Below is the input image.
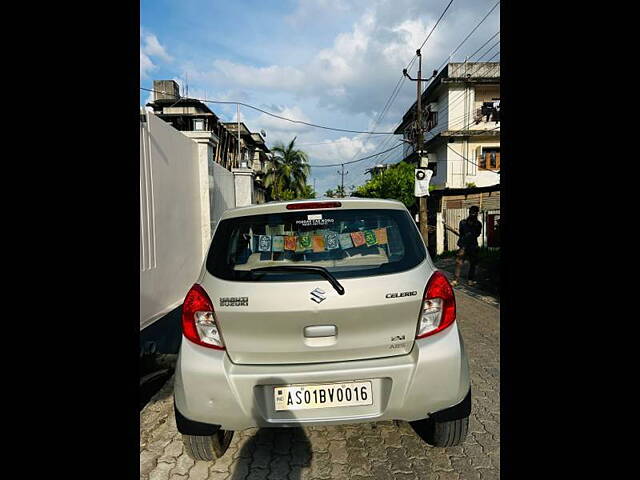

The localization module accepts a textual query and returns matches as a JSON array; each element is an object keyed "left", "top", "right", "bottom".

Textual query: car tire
[
  {"left": 411, "top": 416, "right": 469, "bottom": 447},
  {"left": 182, "top": 429, "right": 234, "bottom": 462}
]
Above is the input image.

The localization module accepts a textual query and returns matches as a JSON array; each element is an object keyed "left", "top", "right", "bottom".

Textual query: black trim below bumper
[
  {"left": 429, "top": 388, "right": 472, "bottom": 422},
  {"left": 174, "top": 401, "right": 221, "bottom": 436}
]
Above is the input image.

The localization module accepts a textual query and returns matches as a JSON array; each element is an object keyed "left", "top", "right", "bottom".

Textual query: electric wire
[
  {"left": 350, "top": 3, "right": 501, "bottom": 187},
  {"left": 352, "top": 32, "right": 501, "bottom": 186},
  {"left": 305, "top": 143, "right": 404, "bottom": 167},
  {"left": 345, "top": 0, "right": 463, "bottom": 188},
  {"left": 140, "top": 86, "right": 397, "bottom": 135}
]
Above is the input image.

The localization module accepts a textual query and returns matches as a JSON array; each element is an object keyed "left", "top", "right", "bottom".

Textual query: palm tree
[{"left": 264, "top": 137, "right": 311, "bottom": 200}]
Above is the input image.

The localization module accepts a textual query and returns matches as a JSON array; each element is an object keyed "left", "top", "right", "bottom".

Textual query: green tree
[
  {"left": 324, "top": 185, "right": 347, "bottom": 198},
  {"left": 353, "top": 161, "right": 417, "bottom": 209},
  {"left": 264, "top": 137, "right": 310, "bottom": 200},
  {"left": 299, "top": 184, "right": 316, "bottom": 199}
]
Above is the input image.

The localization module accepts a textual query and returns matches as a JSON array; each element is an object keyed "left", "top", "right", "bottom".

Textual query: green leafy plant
[
  {"left": 353, "top": 161, "right": 417, "bottom": 209},
  {"left": 264, "top": 137, "right": 310, "bottom": 200}
]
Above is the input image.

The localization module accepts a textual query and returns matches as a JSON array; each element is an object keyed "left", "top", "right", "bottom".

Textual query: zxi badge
[{"left": 310, "top": 288, "right": 326, "bottom": 304}]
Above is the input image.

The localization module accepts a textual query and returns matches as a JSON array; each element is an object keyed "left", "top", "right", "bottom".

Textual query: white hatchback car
[{"left": 174, "top": 198, "right": 470, "bottom": 461}]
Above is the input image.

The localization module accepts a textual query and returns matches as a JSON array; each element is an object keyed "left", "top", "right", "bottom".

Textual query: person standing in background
[{"left": 448, "top": 206, "right": 482, "bottom": 286}]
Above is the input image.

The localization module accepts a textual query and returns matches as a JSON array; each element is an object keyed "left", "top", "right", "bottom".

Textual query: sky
[{"left": 140, "top": 0, "right": 499, "bottom": 196}]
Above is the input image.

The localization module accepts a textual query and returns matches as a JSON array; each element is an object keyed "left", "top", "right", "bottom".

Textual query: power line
[
  {"left": 434, "top": 0, "right": 500, "bottom": 74},
  {"left": 446, "top": 142, "right": 500, "bottom": 172},
  {"left": 295, "top": 139, "right": 359, "bottom": 146},
  {"left": 350, "top": 44, "right": 500, "bottom": 186},
  {"left": 305, "top": 143, "right": 404, "bottom": 167},
  {"left": 424, "top": 50, "right": 500, "bottom": 138},
  {"left": 351, "top": 2, "right": 501, "bottom": 184},
  {"left": 417, "top": 0, "right": 455, "bottom": 53},
  {"left": 140, "top": 86, "right": 396, "bottom": 135},
  {"left": 345, "top": 0, "right": 457, "bottom": 187},
  {"left": 396, "top": 0, "right": 500, "bottom": 125},
  {"left": 352, "top": 51, "right": 501, "bottom": 185}
]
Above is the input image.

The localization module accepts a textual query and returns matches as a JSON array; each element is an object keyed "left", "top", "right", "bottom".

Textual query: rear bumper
[{"left": 174, "top": 321, "right": 470, "bottom": 431}]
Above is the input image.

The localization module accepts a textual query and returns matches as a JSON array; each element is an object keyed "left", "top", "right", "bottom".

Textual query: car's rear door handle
[{"left": 303, "top": 325, "right": 337, "bottom": 338}]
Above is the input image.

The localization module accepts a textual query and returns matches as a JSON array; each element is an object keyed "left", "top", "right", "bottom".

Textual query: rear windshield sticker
[
  {"left": 295, "top": 218, "right": 335, "bottom": 227},
  {"left": 307, "top": 214, "right": 322, "bottom": 220},
  {"left": 374, "top": 227, "right": 388, "bottom": 245},
  {"left": 339, "top": 233, "right": 354, "bottom": 249},
  {"left": 258, "top": 235, "right": 272, "bottom": 252},
  {"left": 325, "top": 231, "right": 340, "bottom": 250},
  {"left": 350, "top": 231, "right": 366, "bottom": 247},
  {"left": 272, "top": 235, "right": 284, "bottom": 252},
  {"left": 284, "top": 235, "right": 297, "bottom": 251},
  {"left": 364, "top": 230, "right": 378, "bottom": 246},
  {"left": 298, "top": 233, "right": 312, "bottom": 250},
  {"left": 311, "top": 235, "right": 326, "bottom": 252}
]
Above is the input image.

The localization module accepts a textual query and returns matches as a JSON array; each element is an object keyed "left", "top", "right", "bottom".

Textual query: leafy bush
[{"left": 354, "top": 161, "right": 416, "bottom": 208}]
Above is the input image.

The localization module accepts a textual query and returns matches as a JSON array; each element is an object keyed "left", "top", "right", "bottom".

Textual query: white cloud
[
  {"left": 143, "top": 33, "right": 173, "bottom": 63},
  {"left": 140, "top": 28, "right": 172, "bottom": 78},
  {"left": 285, "top": 0, "right": 352, "bottom": 27},
  {"left": 148, "top": 0, "right": 499, "bottom": 190},
  {"left": 254, "top": 105, "right": 311, "bottom": 132},
  {"left": 140, "top": 51, "right": 155, "bottom": 78},
  {"left": 211, "top": 60, "right": 305, "bottom": 90}
]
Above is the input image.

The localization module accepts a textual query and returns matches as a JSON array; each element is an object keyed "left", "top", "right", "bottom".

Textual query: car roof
[{"left": 220, "top": 197, "right": 408, "bottom": 220}]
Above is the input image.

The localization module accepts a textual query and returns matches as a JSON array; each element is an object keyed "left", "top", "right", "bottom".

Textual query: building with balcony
[
  {"left": 394, "top": 62, "right": 500, "bottom": 189},
  {"left": 147, "top": 80, "right": 272, "bottom": 204},
  {"left": 146, "top": 80, "right": 245, "bottom": 172}
]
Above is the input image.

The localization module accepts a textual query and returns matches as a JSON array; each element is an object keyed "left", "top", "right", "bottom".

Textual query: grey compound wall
[{"left": 140, "top": 111, "right": 203, "bottom": 330}]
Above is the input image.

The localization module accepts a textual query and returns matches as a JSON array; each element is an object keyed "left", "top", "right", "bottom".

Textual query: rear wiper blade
[{"left": 250, "top": 265, "right": 345, "bottom": 295}]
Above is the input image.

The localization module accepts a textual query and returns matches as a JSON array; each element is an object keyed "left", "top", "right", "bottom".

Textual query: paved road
[{"left": 140, "top": 290, "right": 500, "bottom": 480}]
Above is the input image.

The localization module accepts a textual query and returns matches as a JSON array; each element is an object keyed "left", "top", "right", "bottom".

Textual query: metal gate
[
  {"left": 444, "top": 208, "right": 468, "bottom": 252},
  {"left": 443, "top": 208, "right": 499, "bottom": 252}
]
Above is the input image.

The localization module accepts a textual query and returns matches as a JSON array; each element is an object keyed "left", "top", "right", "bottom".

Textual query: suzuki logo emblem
[{"left": 310, "top": 288, "right": 326, "bottom": 303}]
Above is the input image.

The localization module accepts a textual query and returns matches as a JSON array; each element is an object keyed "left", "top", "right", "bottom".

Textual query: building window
[
  {"left": 193, "top": 118, "right": 205, "bottom": 131},
  {"left": 478, "top": 147, "right": 500, "bottom": 170}
]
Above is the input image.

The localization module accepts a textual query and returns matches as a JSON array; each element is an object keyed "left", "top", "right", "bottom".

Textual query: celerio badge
[{"left": 385, "top": 291, "right": 417, "bottom": 299}]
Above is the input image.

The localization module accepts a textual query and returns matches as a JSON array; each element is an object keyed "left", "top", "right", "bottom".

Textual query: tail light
[
  {"left": 181, "top": 284, "right": 225, "bottom": 350},
  {"left": 416, "top": 271, "right": 456, "bottom": 339},
  {"left": 286, "top": 201, "right": 341, "bottom": 210}
]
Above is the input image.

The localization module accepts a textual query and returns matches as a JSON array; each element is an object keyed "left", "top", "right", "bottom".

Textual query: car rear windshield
[{"left": 206, "top": 208, "right": 426, "bottom": 282}]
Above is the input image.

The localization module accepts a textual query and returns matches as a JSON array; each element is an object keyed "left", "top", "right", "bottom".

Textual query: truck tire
[
  {"left": 411, "top": 416, "right": 469, "bottom": 447},
  {"left": 182, "top": 429, "right": 234, "bottom": 462}
]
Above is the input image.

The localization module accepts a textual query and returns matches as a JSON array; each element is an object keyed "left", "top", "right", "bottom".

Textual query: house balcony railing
[{"left": 473, "top": 106, "right": 500, "bottom": 126}]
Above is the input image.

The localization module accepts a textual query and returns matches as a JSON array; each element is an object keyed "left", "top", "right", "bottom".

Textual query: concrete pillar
[
  {"left": 436, "top": 211, "right": 445, "bottom": 255},
  {"left": 183, "top": 132, "right": 219, "bottom": 257},
  {"left": 232, "top": 168, "right": 255, "bottom": 207}
]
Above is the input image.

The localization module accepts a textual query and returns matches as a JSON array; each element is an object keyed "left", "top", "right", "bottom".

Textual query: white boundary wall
[
  {"left": 209, "top": 161, "right": 235, "bottom": 236},
  {"left": 140, "top": 111, "right": 203, "bottom": 330}
]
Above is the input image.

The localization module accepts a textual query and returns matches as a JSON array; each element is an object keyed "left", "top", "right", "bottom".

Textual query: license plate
[{"left": 274, "top": 381, "right": 373, "bottom": 411}]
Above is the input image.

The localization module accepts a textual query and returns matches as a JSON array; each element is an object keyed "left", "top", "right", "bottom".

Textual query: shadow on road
[
  {"left": 140, "top": 304, "right": 183, "bottom": 410},
  {"left": 231, "top": 377, "right": 313, "bottom": 479}
]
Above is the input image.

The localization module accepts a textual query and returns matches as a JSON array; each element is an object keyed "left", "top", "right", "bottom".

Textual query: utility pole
[
  {"left": 236, "top": 103, "right": 241, "bottom": 168},
  {"left": 403, "top": 49, "right": 438, "bottom": 247},
  {"left": 337, "top": 164, "right": 348, "bottom": 198}
]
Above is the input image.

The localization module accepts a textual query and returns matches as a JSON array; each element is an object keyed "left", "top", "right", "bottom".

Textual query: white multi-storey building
[{"left": 394, "top": 62, "right": 500, "bottom": 189}]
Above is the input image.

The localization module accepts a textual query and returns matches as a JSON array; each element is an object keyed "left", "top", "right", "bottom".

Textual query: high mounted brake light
[
  {"left": 181, "top": 284, "right": 225, "bottom": 350},
  {"left": 286, "top": 201, "right": 342, "bottom": 210},
  {"left": 416, "top": 271, "right": 456, "bottom": 339}
]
